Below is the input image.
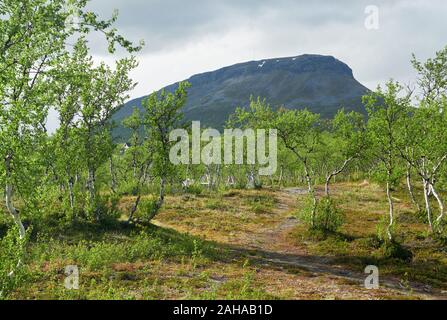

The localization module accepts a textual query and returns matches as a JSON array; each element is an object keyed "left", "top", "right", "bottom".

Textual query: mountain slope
[{"left": 112, "top": 54, "right": 369, "bottom": 138}]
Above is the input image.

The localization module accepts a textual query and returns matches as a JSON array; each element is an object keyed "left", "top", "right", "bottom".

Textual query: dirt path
[
  {"left": 153, "top": 187, "right": 447, "bottom": 299},
  {"left": 234, "top": 187, "right": 446, "bottom": 299}
]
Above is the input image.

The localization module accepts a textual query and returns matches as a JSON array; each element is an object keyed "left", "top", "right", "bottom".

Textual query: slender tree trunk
[
  {"left": 423, "top": 179, "right": 433, "bottom": 231},
  {"left": 132, "top": 155, "right": 137, "bottom": 179},
  {"left": 406, "top": 165, "right": 421, "bottom": 212},
  {"left": 128, "top": 162, "right": 151, "bottom": 223},
  {"left": 87, "top": 167, "right": 96, "bottom": 204},
  {"left": 303, "top": 162, "right": 317, "bottom": 227},
  {"left": 68, "top": 176, "right": 75, "bottom": 211},
  {"left": 4, "top": 156, "right": 26, "bottom": 239},
  {"left": 157, "top": 177, "right": 166, "bottom": 209},
  {"left": 147, "top": 177, "right": 166, "bottom": 221},
  {"left": 325, "top": 158, "right": 353, "bottom": 197},
  {"left": 128, "top": 194, "right": 141, "bottom": 223},
  {"left": 430, "top": 184, "right": 445, "bottom": 226},
  {"left": 110, "top": 156, "right": 117, "bottom": 193},
  {"left": 325, "top": 175, "right": 331, "bottom": 197},
  {"left": 247, "top": 168, "right": 256, "bottom": 189},
  {"left": 278, "top": 167, "right": 283, "bottom": 189},
  {"left": 385, "top": 170, "right": 394, "bottom": 242}
]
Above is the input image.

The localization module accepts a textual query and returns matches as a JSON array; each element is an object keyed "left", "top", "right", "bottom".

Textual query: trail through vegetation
[{"left": 152, "top": 186, "right": 447, "bottom": 300}]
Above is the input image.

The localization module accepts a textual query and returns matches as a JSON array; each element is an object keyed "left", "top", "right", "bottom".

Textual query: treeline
[{"left": 2, "top": 43, "right": 442, "bottom": 245}]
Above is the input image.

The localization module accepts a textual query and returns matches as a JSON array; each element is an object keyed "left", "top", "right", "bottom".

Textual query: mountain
[{"left": 111, "top": 54, "right": 369, "bottom": 139}]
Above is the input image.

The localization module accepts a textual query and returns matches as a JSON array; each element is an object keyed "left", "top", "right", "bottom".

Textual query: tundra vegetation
[{"left": 1, "top": 0, "right": 447, "bottom": 300}]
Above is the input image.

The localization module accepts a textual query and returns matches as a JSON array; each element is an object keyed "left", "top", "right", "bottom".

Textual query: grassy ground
[
  {"left": 3, "top": 183, "right": 447, "bottom": 299},
  {"left": 290, "top": 182, "right": 447, "bottom": 291}
]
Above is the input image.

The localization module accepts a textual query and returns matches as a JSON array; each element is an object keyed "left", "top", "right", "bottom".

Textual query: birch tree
[
  {"left": 0, "top": 0, "right": 71, "bottom": 239},
  {"left": 122, "top": 108, "right": 143, "bottom": 180},
  {"left": 322, "top": 110, "right": 368, "bottom": 197},
  {"left": 122, "top": 108, "right": 154, "bottom": 223},
  {"left": 401, "top": 104, "right": 447, "bottom": 231},
  {"left": 274, "top": 109, "right": 322, "bottom": 227},
  {"left": 406, "top": 47, "right": 447, "bottom": 230},
  {"left": 229, "top": 98, "right": 322, "bottom": 224},
  {"left": 141, "top": 81, "right": 190, "bottom": 221},
  {"left": 51, "top": 41, "right": 86, "bottom": 217},
  {"left": 0, "top": 0, "right": 141, "bottom": 286},
  {"left": 73, "top": 39, "right": 137, "bottom": 219},
  {"left": 364, "top": 81, "right": 409, "bottom": 241}
]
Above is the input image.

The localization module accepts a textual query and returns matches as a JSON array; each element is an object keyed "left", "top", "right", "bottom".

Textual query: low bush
[
  {"left": 185, "top": 185, "right": 204, "bottom": 196},
  {"left": 379, "top": 241, "right": 413, "bottom": 262},
  {"left": 0, "top": 226, "right": 30, "bottom": 300},
  {"left": 298, "top": 196, "right": 345, "bottom": 233}
]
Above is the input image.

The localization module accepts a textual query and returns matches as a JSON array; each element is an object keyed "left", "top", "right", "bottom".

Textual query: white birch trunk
[
  {"left": 430, "top": 184, "right": 445, "bottom": 225},
  {"left": 68, "top": 177, "right": 75, "bottom": 211},
  {"left": 406, "top": 165, "right": 421, "bottom": 212},
  {"left": 278, "top": 167, "right": 283, "bottom": 189},
  {"left": 87, "top": 167, "right": 96, "bottom": 204},
  {"left": 385, "top": 179, "right": 394, "bottom": 241},
  {"left": 423, "top": 179, "right": 433, "bottom": 231},
  {"left": 303, "top": 162, "right": 317, "bottom": 227},
  {"left": 324, "top": 157, "right": 353, "bottom": 197},
  {"left": 110, "top": 156, "right": 117, "bottom": 193},
  {"left": 5, "top": 156, "right": 26, "bottom": 239}
]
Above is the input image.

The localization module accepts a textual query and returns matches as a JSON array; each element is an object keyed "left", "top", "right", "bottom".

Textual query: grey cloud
[
  {"left": 87, "top": 0, "right": 384, "bottom": 53},
  {"left": 85, "top": 0, "right": 447, "bottom": 93}
]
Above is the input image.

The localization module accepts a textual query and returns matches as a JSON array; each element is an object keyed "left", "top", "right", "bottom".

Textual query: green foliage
[
  {"left": 415, "top": 209, "right": 430, "bottom": 225},
  {"left": 317, "top": 197, "right": 345, "bottom": 232},
  {"left": 379, "top": 241, "right": 413, "bottom": 262},
  {"left": 136, "top": 198, "right": 159, "bottom": 221},
  {"left": 143, "top": 81, "right": 191, "bottom": 177},
  {"left": 30, "top": 227, "right": 215, "bottom": 272},
  {"left": 130, "top": 82, "right": 191, "bottom": 220},
  {"left": 185, "top": 184, "right": 204, "bottom": 196},
  {"left": 298, "top": 196, "right": 344, "bottom": 233},
  {"left": 0, "top": 226, "right": 31, "bottom": 300},
  {"left": 118, "top": 180, "right": 141, "bottom": 196},
  {"left": 204, "top": 198, "right": 227, "bottom": 210}
]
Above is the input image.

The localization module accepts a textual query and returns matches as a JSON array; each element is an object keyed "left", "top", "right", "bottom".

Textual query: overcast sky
[{"left": 47, "top": 0, "right": 447, "bottom": 131}]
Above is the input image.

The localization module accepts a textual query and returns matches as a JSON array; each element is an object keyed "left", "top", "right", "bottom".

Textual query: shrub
[
  {"left": 415, "top": 208, "right": 429, "bottom": 224},
  {"left": 94, "top": 194, "right": 121, "bottom": 223},
  {"left": 317, "top": 197, "right": 345, "bottom": 232},
  {"left": 380, "top": 241, "right": 413, "bottom": 262},
  {"left": 185, "top": 184, "right": 204, "bottom": 196},
  {"left": 136, "top": 198, "right": 159, "bottom": 221},
  {"left": 298, "top": 196, "right": 345, "bottom": 233},
  {"left": 118, "top": 180, "right": 140, "bottom": 196},
  {"left": 376, "top": 215, "right": 398, "bottom": 242},
  {"left": 0, "top": 226, "right": 30, "bottom": 299},
  {"left": 365, "top": 235, "right": 383, "bottom": 249}
]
